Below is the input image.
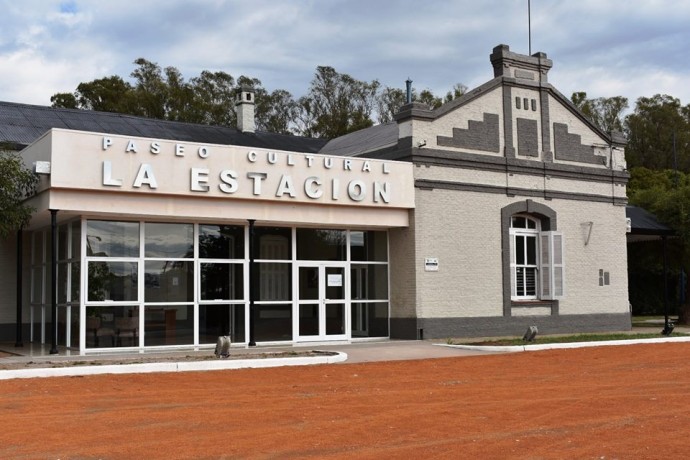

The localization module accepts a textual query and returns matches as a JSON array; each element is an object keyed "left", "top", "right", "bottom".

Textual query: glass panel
[
  {"left": 86, "top": 220, "right": 139, "bottom": 257},
  {"left": 71, "top": 220, "right": 81, "bottom": 259},
  {"left": 350, "top": 231, "right": 388, "bottom": 262},
  {"left": 199, "top": 224, "right": 244, "bottom": 259},
  {"left": 57, "top": 307, "right": 68, "bottom": 346},
  {"left": 70, "top": 262, "right": 80, "bottom": 302},
  {"left": 525, "top": 267, "right": 537, "bottom": 296},
  {"left": 144, "top": 305, "right": 193, "bottom": 346},
  {"left": 258, "top": 262, "right": 291, "bottom": 301},
  {"left": 199, "top": 304, "right": 245, "bottom": 343},
  {"left": 87, "top": 261, "right": 138, "bottom": 302},
  {"left": 145, "top": 223, "right": 193, "bottom": 258},
  {"left": 351, "top": 302, "right": 388, "bottom": 337},
  {"left": 511, "top": 216, "right": 526, "bottom": 228},
  {"left": 57, "top": 263, "right": 68, "bottom": 304},
  {"left": 526, "top": 236, "right": 537, "bottom": 265},
  {"left": 31, "top": 267, "right": 43, "bottom": 303},
  {"left": 516, "top": 267, "right": 525, "bottom": 296},
  {"left": 325, "top": 267, "right": 345, "bottom": 300},
  {"left": 145, "top": 261, "right": 194, "bottom": 302},
  {"left": 351, "top": 302, "right": 368, "bottom": 336},
  {"left": 351, "top": 264, "right": 388, "bottom": 300},
  {"left": 298, "top": 266, "right": 319, "bottom": 300},
  {"left": 200, "top": 263, "right": 243, "bottom": 301},
  {"left": 325, "top": 303, "right": 345, "bottom": 335},
  {"left": 58, "top": 224, "right": 69, "bottom": 261},
  {"left": 253, "top": 304, "right": 292, "bottom": 342},
  {"left": 527, "top": 219, "right": 537, "bottom": 229},
  {"left": 70, "top": 306, "right": 80, "bottom": 349},
  {"left": 299, "top": 304, "right": 319, "bottom": 336},
  {"left": 296, "top": 229, "right": 346, "bottom": 261},
  {"left": 85, "top": 305, "right": 139, "bottom": 349},
  {"left": 515, "top": 235, "right": 525, "bottom": 265},
  {"left": 33, "top": 231, "right": 44, "bottom": 264},
  {"left": 256, "top": 227, "right": 291, "bottom": 260}
]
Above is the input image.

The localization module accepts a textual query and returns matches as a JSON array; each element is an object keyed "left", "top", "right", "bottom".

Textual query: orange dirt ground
[{"left": 2, "top": 343, "right": 690, "bottom": 459}]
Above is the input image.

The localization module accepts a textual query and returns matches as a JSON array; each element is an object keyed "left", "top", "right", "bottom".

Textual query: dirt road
[{"left": 1, "top": 343, "right": 689, "bottom": 459}]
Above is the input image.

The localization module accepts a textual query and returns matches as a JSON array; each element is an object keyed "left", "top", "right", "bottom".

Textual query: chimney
[
  {"left": 235, "top": 86, "right": 255, "bottom": 133},
  {"left": 489, "top": 44, "right": 553, "bottom": 83}
]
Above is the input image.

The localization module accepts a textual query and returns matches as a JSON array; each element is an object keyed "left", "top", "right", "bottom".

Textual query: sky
[{"left": 1, "top": 0, "right": 689, "bottom": 112}]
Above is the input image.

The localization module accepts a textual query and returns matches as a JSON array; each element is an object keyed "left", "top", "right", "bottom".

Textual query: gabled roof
[
  {"left": 319, "top": 122, "right": 398, "bottom": 157},
  {"left": 0, "top": 101, "right": 328, "bottom": 153}
]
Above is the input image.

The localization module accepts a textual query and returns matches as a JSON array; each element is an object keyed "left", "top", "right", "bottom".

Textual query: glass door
[{"left": 297, "top": 264, "right": 347, "bottom": 341}]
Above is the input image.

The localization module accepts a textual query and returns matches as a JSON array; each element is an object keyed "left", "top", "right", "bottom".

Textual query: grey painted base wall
[{"left": 391, "top": 313, "right": 632, "bottom": 340}]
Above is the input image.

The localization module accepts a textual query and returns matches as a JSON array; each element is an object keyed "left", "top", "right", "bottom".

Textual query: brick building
[{"left": 0, "top": 44, "right": 630, "bottom": 354}]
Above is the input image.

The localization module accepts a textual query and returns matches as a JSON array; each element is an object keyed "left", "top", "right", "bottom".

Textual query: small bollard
[{"left": 215, "top": 336, "right": 231, "bottom": 358}]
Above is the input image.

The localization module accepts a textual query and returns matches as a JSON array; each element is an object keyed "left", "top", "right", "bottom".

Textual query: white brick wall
[
  {"left": 412, "top": 87, "right": 504, "bottom": 155},
  {"left": 409, "top": 164, "right": 629, "bottom": 319},
  {"left": 413, "top": 189, "right": 504, "bottom": 318}
]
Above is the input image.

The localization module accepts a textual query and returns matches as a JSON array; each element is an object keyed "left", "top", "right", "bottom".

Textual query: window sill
[{"left": 510, "top": 299, "right": 558, "bottom": 315}]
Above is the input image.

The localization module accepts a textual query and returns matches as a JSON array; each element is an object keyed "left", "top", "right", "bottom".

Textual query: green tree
[
  {"left": 52, "top": 75, "right": 139, "bottom": 114},
  {"left": 256, "top": 89, "right": 298, "bottom": 134},
  {"left": 297, "top": 66, "right": 380, "bottom": 138},
  {"left": 628, "top": 166, "right": 690, "bottom": 322},
  {"left": 0, "top": 149, "right": 38, "bottom": 238},
  {"left": 571, "top": 92, "right": 628, "bottom": 133},
  {"left": 375, "top": 83, "right": 466, "bottom": 124},
  {"left": 625, "top": 94, "right": 690, "bottom": 171}
]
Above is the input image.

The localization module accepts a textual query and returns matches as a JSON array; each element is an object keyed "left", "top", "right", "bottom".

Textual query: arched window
[{"left": 510, "top": 215, "right": 539, "bottom": 299}]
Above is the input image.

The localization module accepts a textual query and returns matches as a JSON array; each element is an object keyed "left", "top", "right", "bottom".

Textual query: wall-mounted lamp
[{"left": 581, "top": 221, "right": 594, "bottom": 245}]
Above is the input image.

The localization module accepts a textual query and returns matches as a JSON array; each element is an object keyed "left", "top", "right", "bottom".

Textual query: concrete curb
[
  {"left": 436, "top": 336, "right": 690, "bottom": 353},
  {"left": 0, "top": 351, "right": 348, "bottom": 380}
]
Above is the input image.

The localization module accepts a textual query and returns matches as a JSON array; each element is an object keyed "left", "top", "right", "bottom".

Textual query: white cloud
[{"left": 1, "top": 0, "right": 690, "bottom": 107}]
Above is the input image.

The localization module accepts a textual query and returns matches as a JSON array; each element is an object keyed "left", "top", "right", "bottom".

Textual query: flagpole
[{"left": 528, "top": 0, "right": 532, "bottom": 55}]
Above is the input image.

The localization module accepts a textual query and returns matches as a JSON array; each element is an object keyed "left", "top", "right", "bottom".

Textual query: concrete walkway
[{"left": 2, "top": 323, "right": 688, "bottom": 380}]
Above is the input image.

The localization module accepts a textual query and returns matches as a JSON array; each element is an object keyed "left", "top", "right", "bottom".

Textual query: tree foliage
[
  {"left": 0, "top": 149, "right": 38, "bottom": 239},
  {"left": 51, "top": 59, "right": 464, "bottom": 138},
  {"left": 571, "top": 92, "right": 628, "bottom": 133},
  {"left": 624, "top": 94, "right": 690, "bottom": 171}
]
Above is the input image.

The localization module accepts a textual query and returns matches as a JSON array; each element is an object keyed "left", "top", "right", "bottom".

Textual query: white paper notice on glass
[{"left": 327, "top": 274, "right": 343, "bottom": 287}]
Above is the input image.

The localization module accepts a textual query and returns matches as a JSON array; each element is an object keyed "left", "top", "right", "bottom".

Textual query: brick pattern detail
[
  {"left": 517, "top": 118, "right": 539, "bottom": 157},
  {"left": 553, "top": 123, "right": 605, "bottom": 165},
  {"left": 437, "top": 113, "right": 500, "bottom": 153}
]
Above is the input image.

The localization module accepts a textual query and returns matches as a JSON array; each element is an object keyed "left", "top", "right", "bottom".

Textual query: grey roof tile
[{"left": 0, "top": 101, "right": 327, "bottom": 153}]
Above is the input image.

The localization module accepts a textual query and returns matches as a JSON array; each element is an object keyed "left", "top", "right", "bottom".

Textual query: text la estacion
[{"left": 100, "top": 137, "right": 394, "bottom": 204}]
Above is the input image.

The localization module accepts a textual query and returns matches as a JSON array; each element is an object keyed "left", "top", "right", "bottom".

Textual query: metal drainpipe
[{"left": 49, "top": 210, "right": 59, "bottom": 354}]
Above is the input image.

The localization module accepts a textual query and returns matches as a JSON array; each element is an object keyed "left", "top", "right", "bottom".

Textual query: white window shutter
[{"left": 540, "top": 231, "right": 565, "bottom": 300}]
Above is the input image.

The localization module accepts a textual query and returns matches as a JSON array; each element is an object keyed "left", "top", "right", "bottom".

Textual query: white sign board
[
  {"left": 327, "top": 274, "right": 343, "bottom": 287},
  {"left": 424, "top": 258, "right": 439, "bottom": 272}
]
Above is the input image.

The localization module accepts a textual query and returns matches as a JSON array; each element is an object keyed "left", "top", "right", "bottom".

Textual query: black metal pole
[
  {"left": 248, "top": 219, "right": 256, "bottom": 347},
  {"left": 15, "top": 227, "right": 23, "bottom": 347},
  {"left": 49, "top": 209, "right": 59, "bottom": 354},
  {"left": 663, "top": 236, "right": 671, "bottom": 334}
]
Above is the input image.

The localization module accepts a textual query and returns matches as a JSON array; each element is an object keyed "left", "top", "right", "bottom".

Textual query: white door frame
[{"left": 294, "top": 262, "right": 349, "bottom": 342}]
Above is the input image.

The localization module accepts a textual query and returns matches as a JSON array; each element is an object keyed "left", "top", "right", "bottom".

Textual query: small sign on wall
[
  {"left": 424, "top": 258, "right": 439, "bottom": 272},
  {"left": 327, "top": 274, "right": 343, "bottom": 287}
]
